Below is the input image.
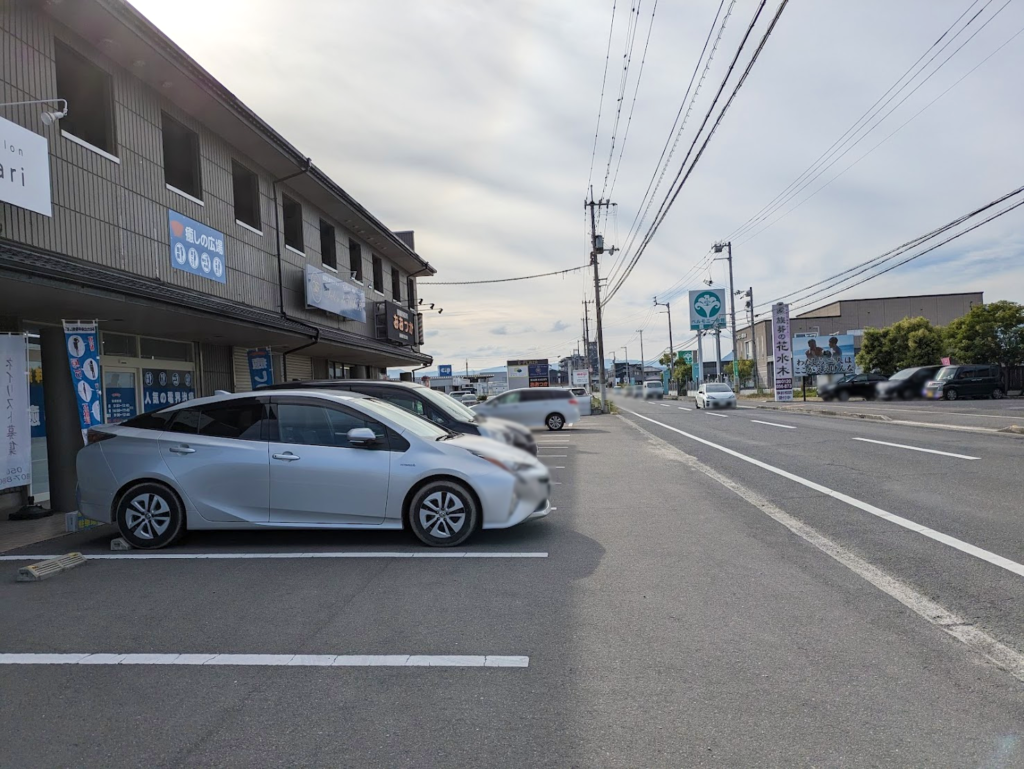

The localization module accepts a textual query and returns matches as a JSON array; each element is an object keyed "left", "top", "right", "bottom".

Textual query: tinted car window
[
  {"left": 374, "top": 391, "right": 426, "bottom": 416},
  {"left": 520, "top": 390, "right": 548, "bottom": 402},
  {"left": 121, "top": 410, "right": 173, "bottom": 431},
  {"left": 198, "top": 400, "right": 266, "bottom": 441},
  {"left": 495, "top": 391, "right": 520, "bottom": 404},
  {"left": 166, "top": 408, "right": 201, "bottom": 434},
  {"left": 274, "top": 403, "right": 387, "bottom": 449}
]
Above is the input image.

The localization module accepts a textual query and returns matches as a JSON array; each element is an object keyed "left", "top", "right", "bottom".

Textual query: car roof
[
  {"left": 158, "top": 388, "right": 368, "bottom": 412},
  {"left": 258, "top": 379, "right": 426, "bottom": 391}
]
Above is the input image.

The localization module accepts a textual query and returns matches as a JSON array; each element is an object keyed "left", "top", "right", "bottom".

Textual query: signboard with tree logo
[{"left": 689, "top": 289, "right": 726, "bottom": 330}]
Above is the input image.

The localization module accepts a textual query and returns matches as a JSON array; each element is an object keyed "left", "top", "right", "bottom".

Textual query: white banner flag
[
  {"left": 771, "top": 303, "right": 793, "bottom": 402},
  {"left": 1, "top": 334, "right": 32, "bottom": 490}
]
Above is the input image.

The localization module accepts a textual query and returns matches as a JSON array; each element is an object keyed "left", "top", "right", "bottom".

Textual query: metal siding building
[{"left": 0, "top": 0, "right": 436, "bottom": 513}]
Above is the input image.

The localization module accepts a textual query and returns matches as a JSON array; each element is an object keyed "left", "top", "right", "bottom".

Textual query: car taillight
[
  {"left": 86, "top": 429, "right": 116, "bottom": 444},
  {"left": 568, "top": 399, "right": 578, "bottom": 405}
]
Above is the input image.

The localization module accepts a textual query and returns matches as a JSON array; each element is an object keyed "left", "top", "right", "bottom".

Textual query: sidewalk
[{"left": 0, "top": 513, "right": 70, "bottom": 553}]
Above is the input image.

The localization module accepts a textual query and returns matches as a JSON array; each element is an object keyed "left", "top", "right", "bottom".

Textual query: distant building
[{"left": 735, "top": 292, "right": 983, "bottom": 386}]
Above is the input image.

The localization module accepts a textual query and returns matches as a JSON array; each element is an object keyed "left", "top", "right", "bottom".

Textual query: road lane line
[
  {"left": 620, "top": 414, "right": 1024, "bottom": 684},
  {"left": 0, "top": 552, "right": 549, "bottom": 561},
  {"left": 623, "top": 409, "right": 1024, "bottom": 579},
  {"left": 678, "top": 406, "right": 692, "bottom": 411},
  {"left": 706, "top": 413, "right": 729, "bottom": 418},
  {"left": 539, "top": 454, "right": 567, "bottom": 458},
  {"left": 750, "top": 420, "right": 796, "bottom": 429},
  {"left": 0, "top": 653, "right": 529, "bottom": 668},
  {"left": 851, "top": 437, "right": 978, "bottom": 460},
  {"left": 736, "top": 405, "right": 756, "bottom": 409}
]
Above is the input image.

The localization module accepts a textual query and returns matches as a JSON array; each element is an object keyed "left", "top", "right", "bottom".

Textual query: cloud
[
  {"left": 550, "top": 320, "right": 570, "bottom": 332},
  {"left": 490, "top": 326, "right": 509, "bottom": 336}
]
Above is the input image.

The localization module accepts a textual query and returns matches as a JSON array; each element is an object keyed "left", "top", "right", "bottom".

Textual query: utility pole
[
  {"left": 748, "top": 286, "right": 759, "bottom": 391},
  {"left": 713, "top": 241, "right": 740, "bottom": 387},
  {"left": 653, "top": 296, "right": 674, "bottom": 358},
  {"left": 621, "top": 346, "right": 629, "bottom": 384},
  {"left": 582, "top": 299, "right": 592, "bottom": 381},
  {"left": 611, "top": 351, "right": 617, "bottom": 388},
  {"left": 696, "top": 330, "right": 703, "bottom": 387},
  {"left": 715, "top": 328, "right": 723, "bottom": 382},
  {"left": 637, "top": 329, "right": 645, "bottom": 382},
  {"left": 586, "top": 193, "right": 615, "bottom": 410}
]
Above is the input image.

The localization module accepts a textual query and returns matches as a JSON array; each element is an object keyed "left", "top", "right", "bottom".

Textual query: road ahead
[{"left": 2, "top": 411, "right": 1024, "bottom": 766}]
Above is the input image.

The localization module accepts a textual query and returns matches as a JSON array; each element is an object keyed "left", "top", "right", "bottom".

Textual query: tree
[
  {"left": 945, "top": 301, "right": 1024, "bottom": 389},
  {"left": 736, "top": 358, "right": 754, "bottom": 383},
  {"left": 658, "top": 353, "right": 692, "bottom": 385},
  {"left": 856, "top": 317, "right": 944, "bottom": 375}
]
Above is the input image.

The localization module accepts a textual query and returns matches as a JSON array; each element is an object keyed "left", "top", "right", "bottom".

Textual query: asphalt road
[{"left": 3, "top": 415, "right": 1024, "bottom": 767}]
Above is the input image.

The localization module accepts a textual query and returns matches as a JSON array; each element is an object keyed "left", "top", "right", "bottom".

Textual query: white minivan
[
  {"left": 473, "top": 387, "right": 582, "bottom": 430},
  {"left": 642, "top": 381, "right": 664, "bottom": 399},
  {"left": 569, "top": 387, "right": 592, "bottom": 416}
]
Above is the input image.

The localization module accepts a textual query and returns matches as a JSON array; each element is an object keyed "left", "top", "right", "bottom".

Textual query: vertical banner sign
[
  {"left": 247, "top": 348, "right": 274, "bottom": 389},
  {"left": 771, "top": 303, "right": 793, "bottom": 402},
  {"left": 1, "top": 335, "right": 31, "bottom": 490},
  {"left": 63, "top": 322, "right": 103, "bottom": 442},
  {"left": 142, "top": 369, "right": 195, "bottom": 412}
]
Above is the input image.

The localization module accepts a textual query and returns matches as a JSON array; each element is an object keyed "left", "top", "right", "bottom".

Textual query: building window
[
  {"left": 161, "top": 113, "right": 202, "bottom": 199},
  {"left": 319, "top": 220, "right": 337, "bottom": 270},
  {"left": 349, "top": 240, "right": 363, "bottom": 282},
  {"left": 372, "top": 255, "right": 384, "bottom": 293},
  {"left": 328, "top": 361, "right": 351, "bottom": 379},
  {"left": 407, "top": 277, "right": 416, "bottom": 308},
  {"left": 54, "top": 40, "right": 116, "bottom": 155},
  {"left": 139, "top": 337, "right": 193, "bottom": 362},
  {"left": 391, "top": 266, "right": 402, "bottom": 302},
  {"left": 282, "top": 194, "right": 303, "bottom": 252},
  {"left": 101, "top": 332, "right": 137, "bottom": 357},
  {"left": 232, "top": 160, "right": 261, "bottom": 230}
]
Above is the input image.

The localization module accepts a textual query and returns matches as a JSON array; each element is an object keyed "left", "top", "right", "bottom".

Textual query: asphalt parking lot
[{"left": 4, "top": 416, "right": 1024, "bottom": 767}]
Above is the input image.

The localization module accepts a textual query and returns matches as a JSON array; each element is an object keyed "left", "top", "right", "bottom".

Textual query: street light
[{"left": 0, "top": 98, "right": 68, "bottom": 125}]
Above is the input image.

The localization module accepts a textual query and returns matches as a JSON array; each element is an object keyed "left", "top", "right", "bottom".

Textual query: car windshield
[
  {"left": 836, "top": 374, "right": 855, "bottom": 383},
  {"left": 355, "top": 397, "right": 451, "bottom": 439},
  {"left": 935, "top": 367, "right": 957, "bottom": 380},
  {"left": 645, "top": 382, "right": 661, "bottom": 389},
  {"left": 419, "top": 387, "right": 477, "bottom": 421},
  {"left": 707, "top": 384, "right": 732, "bottom": 393},
  {"left": 889, "top": 368, "right": 916, "bottom": 380}
]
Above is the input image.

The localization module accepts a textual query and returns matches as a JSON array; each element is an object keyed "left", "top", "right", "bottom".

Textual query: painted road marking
[
  {"left": 551, "top": 482, "right": 562, "bottom": 485},
  {"left": 706, "top": 413, "right": 729, "bottom": 418},
  {"left": 550, "top": 466, "right": 565, "bottom": 469},
  {"left": 623, "top": 409, "right": 1024, "bottom": 579},
  {"left": 678, "top": 406, "right": 692, "bottom": 411},
  {"left": 0, "top": 552, "right": 548, "bottom": 561},
  {"left": 0, "top": 653, "right": 529, "bottom": 668},
  {"left": 851, "top": 437, "right": 979, "bottom": 460},
  {"left": 737, "top": 405, "right": 756, "bottom": 409},
  {"left": 750, "top": 420, "right": 796, "bottom": 429},
  {"left": 539, "top": 454, "right": 567, "bottom": 458}
]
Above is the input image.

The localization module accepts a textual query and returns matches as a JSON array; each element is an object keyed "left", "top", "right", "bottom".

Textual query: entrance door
[{"left": 104, "top": 369, "right": 139, "bottom": 424}]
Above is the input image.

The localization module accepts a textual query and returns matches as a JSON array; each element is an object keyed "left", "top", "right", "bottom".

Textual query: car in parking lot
[
  {"left": 923, "top": 364, "right": 1004, "bottom": 400},
  {"left": 259, "top": 379, "right": 536, "bottom": 455},
  {"left": 819, "top": 372, "right": 888, "bottom": 401},
  {"left": 77, "top": 390, "right": 551, "bottom": 549},
  {"left": 875, "top": 365, "right": 942, "bottom": 400},
  {"left": 449, "top": 390, "right": 479, "bottom": 406},
  {"left": 473, "top": 387, "right": 581, "bottom": 430},
  {"left": 695, "top": 382, "right": 736, "bottom": 409},
  {"left": 569, "top": 387, "right": 592, "bottom": 416}
]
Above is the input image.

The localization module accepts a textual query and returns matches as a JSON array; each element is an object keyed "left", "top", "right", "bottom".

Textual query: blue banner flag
[{"left": 63, "top": 321, "right": 102, "bottom": 443}]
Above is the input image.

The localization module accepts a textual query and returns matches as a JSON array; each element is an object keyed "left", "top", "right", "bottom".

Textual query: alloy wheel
[
  {"left": 418, "top": 491, "right": 467, "bottom": 539},
  {"left": 124, "top": 493, "right": 172, "bottom": 541}
]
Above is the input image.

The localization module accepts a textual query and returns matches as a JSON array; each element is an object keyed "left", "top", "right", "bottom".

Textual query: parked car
[
  {"left": 642, "top": 381, "right": 664, "bottom": 400},
  {"left": 449, "top": 390, "right": 478, "bottom": 406},
  {"left": 875, "top": 365, "right": 942, "bottom": 400},
  {"left": 569, "top": 387, "right": 593, "bottom": 416},
  {"left": 819, "top": 373, "right": 888, "bottom": 402},
  {"left": 695, "top": 382, "right": 737, "bottom": 409},
  {"left": 258, "top": 380, "right": 536, "bottom": 455},
  {"left": 923, "top": 364, "right": 1004, "bottom": 400},
  {"left": 76, "top": 390, "right": 551, "bottom": 549},
  {"left": 473, "top": 387, "right": 582, "bottom": 430}
]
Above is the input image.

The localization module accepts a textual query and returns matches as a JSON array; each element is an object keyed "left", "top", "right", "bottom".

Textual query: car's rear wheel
[
  {"left": 545, "top": 413, "right": 565, "bottom": 431},
  {"left": 945, "top": 388, "right": 958, "bottom": 401},
  {"left": 837, "top": 390, "right": 850, "bottom": 402},
  {"left": 115, "top": 482, "right": 186, "bottom": 550},
  {"left": 992, "top": 388, "right": 1004, "bottom": 400},
  {"left": 408, "top": 480, "right": 479, "bottom": 547}
]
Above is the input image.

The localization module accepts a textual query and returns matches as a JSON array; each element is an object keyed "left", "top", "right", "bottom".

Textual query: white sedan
[{"left": 695, "top": 383, "right": 737, "bottom": 409}]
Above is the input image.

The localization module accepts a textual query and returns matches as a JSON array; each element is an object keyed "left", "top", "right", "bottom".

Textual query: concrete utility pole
[
  {"left": 747, "top": 286, "right": 759, "bottom": 391},
  {"left": 696, "top": 330, "right": 703, "bottom": 387},
  {"left": 653, "top": 296, "right": 674, "bottom": 359},
  {"left": 715, "top": 328, "right": 723, "bottom": 382},
  {"left": 713, "top": 241, "right": 740, "bottom": 387},
  {"left": 586, "top": 194, "right": 616, "bottom": 410},
  {"left": 621, "top": 346, "right": 629, "bottom": 384},
  {"left": 637, "top": 329, "right": 645, "bottom": 382}
]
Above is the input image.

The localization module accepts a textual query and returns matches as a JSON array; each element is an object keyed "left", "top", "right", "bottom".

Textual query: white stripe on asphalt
[
  {"left": 706, "top": 413, "right": 729, "bottom": 418},
  {"left": 550, "top": 466, "right": 565, "bottom": 469},
  {"left": 750, "top": 420, "right": 796, "bottom": 429},
  {"left": 539, "top": 455, "right": 567, "bottom": 458},
  {"left": 0, "top": 552, "right": 548, "bottom": 561},
  {"left": 737, "top": 405, "right": 756, "bottom": 409},
  {"left": 851, "top": 437, "right": 978, "bottom": 460},
  {"left": 0, "top": 653, "right": 529, "bottom": 668},
  {"left": 678, "top": 406, "right": 692, "bottom": 411},
  {"left": 623, "top": 409, "right": 1024, "bottom": 579}
]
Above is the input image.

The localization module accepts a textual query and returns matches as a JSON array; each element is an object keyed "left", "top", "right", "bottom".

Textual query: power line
[
  {"left": 421, "top": 265, "right": 588, "bottom": 286},
  {"left": 586, "top": 0, "right": 620, "bottom": 194}
]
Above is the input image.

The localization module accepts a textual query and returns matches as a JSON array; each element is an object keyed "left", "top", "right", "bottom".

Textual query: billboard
[
  {"left": 771, "top": 303, "right": 793, "bottom": 402},
  {"left": 438, "top": 364, "right": 453, "bottom": 377},
  {"left": 305, "top": 263, "right": 366, "bottom": 322},
  {"left": 677, "top": 350, "right": 693, "bottom": 365},
  {"left": 0, "top": 116, "right": 52, "bottom": 217},
  {"left": 169, "top": 211, "right": 226, "bottom": 284},
  {"left": 376, "top": 300, "right": 417, "bottom": 346},
  {"left": 689, "top": 288, "right": 726, "bottom": 330},
  {"left": 792, "top": 334, "right": 856, "bottom": 377},
  {"left": 507, "top": 359, "right": 548, "bottom": 388},
  {"left": 572, "top": 369, "right": 589, "bottom": 386}
]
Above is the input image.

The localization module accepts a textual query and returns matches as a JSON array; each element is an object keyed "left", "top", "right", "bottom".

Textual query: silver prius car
[{"left": 76, "top": 390, "right": 551, "bottom": 549}]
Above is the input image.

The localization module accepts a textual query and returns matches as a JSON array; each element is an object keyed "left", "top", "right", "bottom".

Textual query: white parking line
[
  {"left": 623, "top": 409, "right": 1024, "bottom": 578},
  {"left": 550, "top": 466, "right": 565, "bottom": 469},
  {"left": 0, "top": 552, "right": 548, "bottom": 561},
  {"left": 706, "top": 413, "right": 729, "bottom": 418},
  {"left": 851, "top": 437, "right": 979, "bottom": 460},
  {"left": 0, "top": 653, "right": 529, "bottom": 668},
  {"left": 539, "top": 454, "right": 567, "bottom": 458},
  {"left": 737, "top": 405, "right": 756, "bottom": 409},
  {"left": 750, "top": 419, "right": 796, "bottom": 429},
  {"left": 678, "top": 406, "right": 692, "bottom": 411}
]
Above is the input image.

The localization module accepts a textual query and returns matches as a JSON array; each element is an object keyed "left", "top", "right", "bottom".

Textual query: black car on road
[
  {"left": 257, "top": 379, "right": 537, "bottom": 455},
  {"left": 819, "top": 373, "right": 888, "bottom": 401},
  {"left": 875, "top": 365, "right": 942, "bottom": 400},
  {"left": 923, "top": 364, "right": 1004, "bottom": 401}
]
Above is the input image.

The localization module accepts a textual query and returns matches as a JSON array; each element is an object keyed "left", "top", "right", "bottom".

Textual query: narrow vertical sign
[
  {"left": 247, "top": 348, "right": 274, "bottom": 389},
  {"left": 1, "top": 334, "right": 31, "bottom": 490},
  {"left": 771, "top": 303, "right": 793, "bottom": 402},
  {"left": 63, "top": 321, "right": 102, "bottom": 443}
]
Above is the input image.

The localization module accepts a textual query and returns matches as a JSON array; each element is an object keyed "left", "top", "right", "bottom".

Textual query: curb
[
  {"left": 755, "top": 404, "right": 891, "bottom": 422},
  {"left": 754, "top": 404, "right": 1024, "bottom": 438}
]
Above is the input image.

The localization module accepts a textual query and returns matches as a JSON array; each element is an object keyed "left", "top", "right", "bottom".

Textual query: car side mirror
[{"left": 347, "top": 427, "right": 378, "bottom": 446}]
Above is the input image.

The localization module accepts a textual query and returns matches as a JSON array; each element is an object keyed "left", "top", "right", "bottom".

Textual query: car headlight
[{"left": 470, "top": 452, "right": 532, "bottom": 474}]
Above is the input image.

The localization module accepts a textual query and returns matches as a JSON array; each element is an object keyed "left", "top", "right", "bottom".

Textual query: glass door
[{"left": 104, "top": 369, "right": 139, "bottom": 424}]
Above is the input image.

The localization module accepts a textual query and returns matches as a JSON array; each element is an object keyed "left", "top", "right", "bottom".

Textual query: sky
[{"left": 130, "top": 0, "right": 1024, "bottom": 371}]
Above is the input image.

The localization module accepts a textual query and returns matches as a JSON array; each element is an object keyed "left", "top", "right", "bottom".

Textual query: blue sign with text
[
  {"left": 438, "top": 364, "right": 453, "bottom": 377},
  {"left": 63, "top": 322, "right": 102, "bottom": 442},
  {"left": 142, "top": 368, "right": 195, "bottom": 412},
  {"left": 169, "top": 210, "right": 226, "bottom": 284},
  {"left": 106, "top": 387, "right": 138, "bottom": 423},
  {"left": 247, "top": 348, "right": 274, "bottom": 389}
]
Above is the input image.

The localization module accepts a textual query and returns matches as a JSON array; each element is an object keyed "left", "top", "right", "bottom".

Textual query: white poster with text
[
  {"left": 771, "top": 303, "right": 793, "bottom": 402},
  {"left": 0, "top": 116, "right": 52, "bottom": 217},
  {"left": 1, "top": 334, "right": 31, "bottom": 490}
]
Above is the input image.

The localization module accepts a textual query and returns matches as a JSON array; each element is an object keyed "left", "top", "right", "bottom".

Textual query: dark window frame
[
  {"left": 54, "top": 39, "right": 117, "bottom": 155},
  {"left": 319, "top": 219, "right": 337, "bottom": 270},
  {"left": 282, "top": 194, "right": 304, "bottom": 252},
  {"left": 391, "top": 265, "right": 402, "bottom": 302},
  {"left": 161, "top": 112, "right": 203, "bottom": 200},
  {"left": 231, "top": 160, "right": 262, "bottom": 231},
  {"left": 407, "top": 277, "right": 416, "bottom": 308},
  {"left": 349, "top": 240, "right": 363, "bottom": 282},
  {"left": 372, "top": 255, "right": 384, "bottom": 293}
]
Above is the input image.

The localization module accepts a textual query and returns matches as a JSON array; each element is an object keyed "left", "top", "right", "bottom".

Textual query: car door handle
[
  {"left": 272, "top": 452, "right": 300, "bottom": 462},
  {"left": 169, "top": 445, "right": 196, "bottom": 455}
]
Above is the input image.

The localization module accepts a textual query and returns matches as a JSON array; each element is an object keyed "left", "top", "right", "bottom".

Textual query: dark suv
[
  {"left": 819, "top": 373, "right": 888, "bottom": 401},
  {"left": 258, "top": 380, "right": 537, "bottom": 455},
  {"left": 923, "top": 364, "right": 1004, "bottom": 400}
]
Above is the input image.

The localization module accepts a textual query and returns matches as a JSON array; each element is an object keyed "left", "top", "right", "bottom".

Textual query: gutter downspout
[{"left": 272, "top": 158, "right": 316, "bottom": 381}]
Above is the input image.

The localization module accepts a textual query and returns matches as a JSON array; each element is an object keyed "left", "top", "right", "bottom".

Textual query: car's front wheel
[
  {"left": 408, "top": 480, "right": 479, "bottom": 547},
  {"left": 115, "top": 482, "right": 186, "bottom": 549},
  {"left": 545, "top": 413, "right": 565, "bottom": 431},
  {"left": 944, "top": 388, "right": 958, "bottom": 401},
  {"left": 837, "top": 390, "right": 850, "bottom": 402},
  {"left": 992, "top": 388, "right": 1004, "bottom": 400}
]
